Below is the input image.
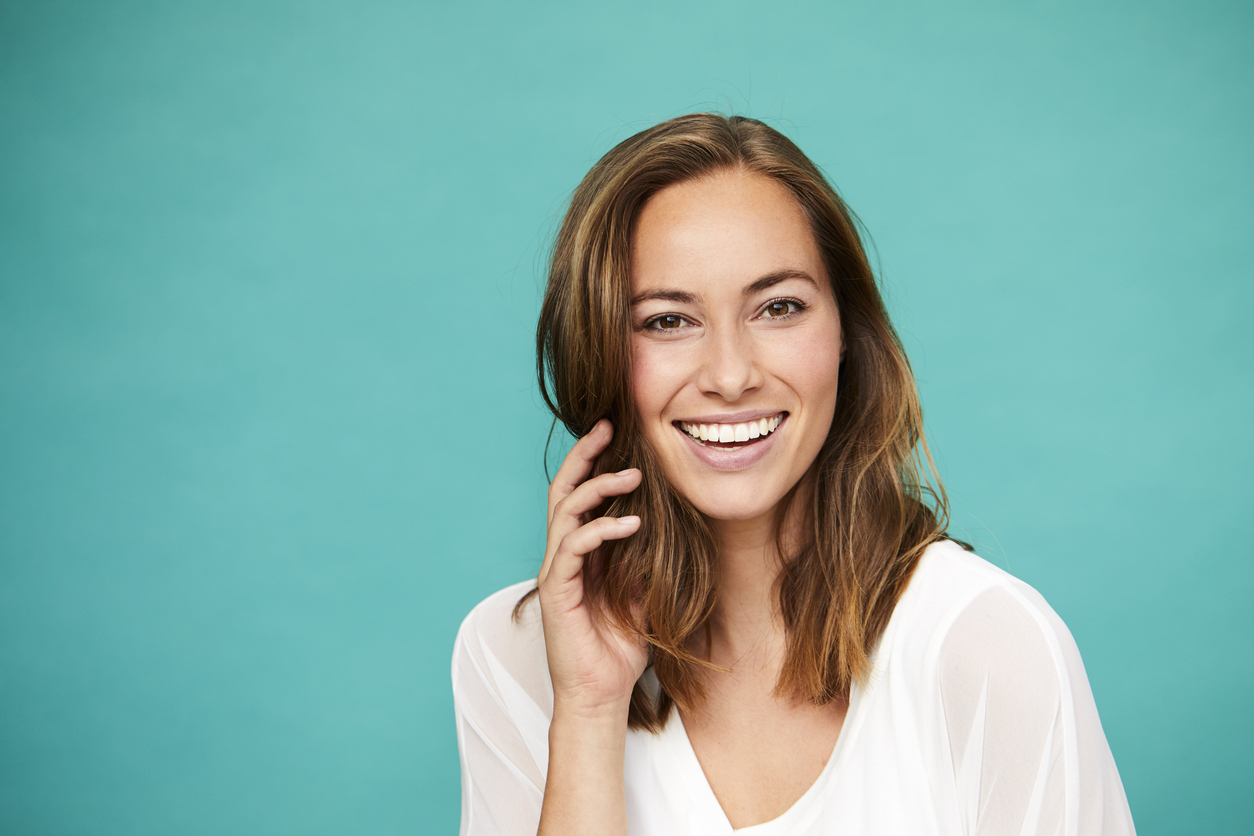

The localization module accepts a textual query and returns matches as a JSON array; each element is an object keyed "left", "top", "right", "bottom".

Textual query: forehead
[{"left": 630, "top": 169, "right": 826, "bottom": 292}]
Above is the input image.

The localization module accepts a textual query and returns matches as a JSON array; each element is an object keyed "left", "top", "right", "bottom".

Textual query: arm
[
  {"left": 540, "top": 705, "right": 633, "bottom": 834},
  {"left": 451, "top": 577, "right": 640, "bottom": 836},
  {"left": 453, "top": 422, "right": 644, "bottom": 836},
  {"left": 939, "top": 586, "right": 1136, "bottom": 836},
  {"left": 452, "top": 588, "right": 548, "bottom": 836},
  {"left": 534, "top": 420, "right": 647, "bottom": 836}
]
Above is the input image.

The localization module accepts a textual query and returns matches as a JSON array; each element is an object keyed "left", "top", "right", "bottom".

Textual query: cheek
[
  {"left": 784, "top": 323, "right": 843, "bottom": 412},
  {"left": 630, "top": 341, "right": 682, "bottom": 430}
]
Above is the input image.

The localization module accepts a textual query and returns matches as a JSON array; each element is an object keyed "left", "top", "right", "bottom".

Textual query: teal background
[{"left": 1, "top": 1, "right": 1250, "bottom": 833}]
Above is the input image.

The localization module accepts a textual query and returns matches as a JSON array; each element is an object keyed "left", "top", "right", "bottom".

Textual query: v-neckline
[{"left": 660, "top": 680, "right": 868, "bottom": 834}]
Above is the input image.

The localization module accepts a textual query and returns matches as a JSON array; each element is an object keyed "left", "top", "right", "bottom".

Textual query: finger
[
  {"left": 548, "top": 419, "right": 613, "bottom": 518},
  {"left": 539, "top": 468, "right": 641, "bottom": 581},
  {"left": 539, "top": 515, "right": 640, "bottom": 587},
  {"left": 552, "top": 467, "right": 642, "bottom": 528}
]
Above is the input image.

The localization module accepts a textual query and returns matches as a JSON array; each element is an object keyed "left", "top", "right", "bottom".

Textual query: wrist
[{"left": 551, "top": 693, "right": 633, "bottom": 730}]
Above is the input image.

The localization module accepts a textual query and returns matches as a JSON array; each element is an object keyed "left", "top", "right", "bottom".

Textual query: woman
[{"left": 452, "top": 114, "right": 1134, "bottom": 835}]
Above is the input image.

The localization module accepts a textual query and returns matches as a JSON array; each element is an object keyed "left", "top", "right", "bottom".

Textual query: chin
[{"left": 679, "top": 481, "right": 792, "bottom": 525}]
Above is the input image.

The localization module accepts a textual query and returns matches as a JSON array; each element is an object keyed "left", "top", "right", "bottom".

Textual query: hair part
[{"left": 526, "top": 113, "right": 962, "bottom": 731}]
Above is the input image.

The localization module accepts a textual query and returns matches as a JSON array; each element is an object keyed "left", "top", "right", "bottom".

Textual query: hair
[{"left": 524, "top": 113, "right": 961, "bottom": 732}]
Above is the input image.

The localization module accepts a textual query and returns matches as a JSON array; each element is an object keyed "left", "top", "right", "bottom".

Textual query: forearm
[{"left": 537, "top": 701, "right": 631, "bottom": 836}]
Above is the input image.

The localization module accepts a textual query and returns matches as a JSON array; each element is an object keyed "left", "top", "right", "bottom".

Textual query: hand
[{"left": 538, "top": 419, "right": 648, "bottom": 719}]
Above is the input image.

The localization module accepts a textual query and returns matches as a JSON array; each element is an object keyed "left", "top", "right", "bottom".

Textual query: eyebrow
[
  {"left": 742, "top": 269, "right": 819, "bottom": 296},
  {"left": 630, "top": 269, "right": 819, "bottom": 306},
  {"left": 630, "top": 288, "right": 702, "bottom": 305}
]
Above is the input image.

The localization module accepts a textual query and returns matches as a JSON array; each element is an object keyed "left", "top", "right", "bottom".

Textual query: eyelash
[
  {"left": 640, "top": 313, "right": 693, "bottom": 332},
  {"left": 758, "top": 297, "right": 808, "bottom": 320},
  {"left": 639, "top": 297, "right": 809, "bottom": 332}
]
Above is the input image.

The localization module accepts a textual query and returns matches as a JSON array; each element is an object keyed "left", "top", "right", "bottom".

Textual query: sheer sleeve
[
  {"left": 939, "top": 585, "right": 1135, "bottom": 836},
  {"left": 452, "top": 583, "right": 552, "bottom": 836}
]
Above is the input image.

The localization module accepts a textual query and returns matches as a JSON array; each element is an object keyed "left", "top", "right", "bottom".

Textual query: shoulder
[
  {"left": 455, "top": 579, "right": 541, "bottom": 650},
  {"left": 451, "top": 580, "right": 553, "bottom": 797},
  {"left": 451, "top": 579, "right": 553, "bottom": 718},
  {"left": 884, "top": 539, "right": 1082, "bottom": 692},
  {"left": 899, "top": 539, "right": 1073, "bottom": 642},
  {"left": 898, "top": 549, "right": 1135, "bottom": 834},
  {"left": 904, "top": 539, "right": 1045, "bottom": 606}
]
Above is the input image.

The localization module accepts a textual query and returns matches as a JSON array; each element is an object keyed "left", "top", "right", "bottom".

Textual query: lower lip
[{"left": 675, "top": 417, "right": 785, "bottom": 472}]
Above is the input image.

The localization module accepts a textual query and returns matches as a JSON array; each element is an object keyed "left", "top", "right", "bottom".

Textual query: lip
[{"left": 673, "top": 413, "right": 787, "bottom": 472}]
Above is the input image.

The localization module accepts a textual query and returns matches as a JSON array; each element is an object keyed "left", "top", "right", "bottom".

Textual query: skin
[{"left": 537, "top": 169, "right": 847, "bottom": 834}]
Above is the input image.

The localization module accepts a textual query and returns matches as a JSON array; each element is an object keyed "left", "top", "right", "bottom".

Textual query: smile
[{"left": 677, "top": 413, "right": 785, "bottom": 446}]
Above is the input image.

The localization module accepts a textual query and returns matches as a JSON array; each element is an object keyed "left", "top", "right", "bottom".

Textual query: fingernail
[
  {"left": 618, "top": 515, "right": 640, "bottom": 525},
  {"left": 616, "top": 468, "right": 637, "bottom": 476}
]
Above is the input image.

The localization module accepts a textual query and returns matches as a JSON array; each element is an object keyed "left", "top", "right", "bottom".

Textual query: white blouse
[{"left": 451, "top": 540, "right": 1135, "bottom": 835}]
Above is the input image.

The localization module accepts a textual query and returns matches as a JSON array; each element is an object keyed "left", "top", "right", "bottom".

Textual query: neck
[{"left": 704, "top": 489, "right": 807, "bottom": 664}]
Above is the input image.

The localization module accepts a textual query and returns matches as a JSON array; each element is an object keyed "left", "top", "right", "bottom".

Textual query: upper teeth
[{"left": 679, "top": 414, "right": 783, "bottom": 443}]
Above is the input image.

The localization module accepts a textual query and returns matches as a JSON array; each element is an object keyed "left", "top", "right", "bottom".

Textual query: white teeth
[{"left": 678, "top": 414, "right": 785, "bottom": 445}]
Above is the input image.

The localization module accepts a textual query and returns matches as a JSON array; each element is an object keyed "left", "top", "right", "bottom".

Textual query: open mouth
[{"left": 675, "top": 412, "right": 787, "bottom": 448}]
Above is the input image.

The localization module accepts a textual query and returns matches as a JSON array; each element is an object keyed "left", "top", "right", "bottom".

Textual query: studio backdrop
[{"left": 1, "top": 2, "right": 1250, "bottom": 834}]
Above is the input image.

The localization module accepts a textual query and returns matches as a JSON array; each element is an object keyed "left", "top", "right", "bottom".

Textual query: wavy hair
[{"left": 527, "top": 113, "right": 959, "bottom": 731}]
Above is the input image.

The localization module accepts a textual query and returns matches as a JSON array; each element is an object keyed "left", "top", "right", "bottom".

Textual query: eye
[
  {"left": 760, "top": 298, "right": 807, "bottom": 319},
  {"left": 643, "top": 313, "right": 692, "bottom": 331}
]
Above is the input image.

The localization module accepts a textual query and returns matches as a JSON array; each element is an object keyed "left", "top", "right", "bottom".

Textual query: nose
[{"left": 697, "top": 324, "right": 764, "bottom": 402}]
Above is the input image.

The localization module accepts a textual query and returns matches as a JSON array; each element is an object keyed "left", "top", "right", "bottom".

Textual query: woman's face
[{"left": 629, "top": 169, "right": 844, "bottom": 525}]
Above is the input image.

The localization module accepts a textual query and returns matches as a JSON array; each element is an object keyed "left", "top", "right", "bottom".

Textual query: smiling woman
[
  {"left": 629, "top": 171, "right": 843, "bottom": 520},
  {"left": 451, "top": 115, "right": 1136, "bottom": 835}
]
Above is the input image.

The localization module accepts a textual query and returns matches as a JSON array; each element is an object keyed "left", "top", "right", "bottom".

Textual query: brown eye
[
  {"left": 765, "top": 300, "right": 794, "bottom": 317},
  {"left": 650, "top": 314, "right": 686, "bottom": 330}
]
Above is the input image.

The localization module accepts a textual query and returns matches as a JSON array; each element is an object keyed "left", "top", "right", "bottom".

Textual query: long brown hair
[{"left": 529, "top": 113, "right": 958, "bottom": 731}]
